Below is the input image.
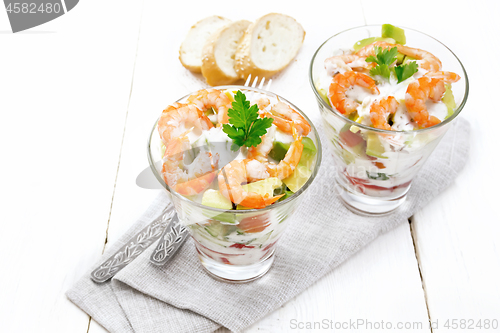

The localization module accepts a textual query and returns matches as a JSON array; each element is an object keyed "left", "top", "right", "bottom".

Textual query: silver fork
[{"left": 244, "top": 74, "right": 272, "bottom": 95}]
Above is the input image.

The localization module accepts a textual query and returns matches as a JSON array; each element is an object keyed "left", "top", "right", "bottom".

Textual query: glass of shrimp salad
[
  {"left": 309, "top": 24, "right": 468, "bottom": 214},
  {"left": 148, "top": 86, "right": 321, "bottom": 282}
]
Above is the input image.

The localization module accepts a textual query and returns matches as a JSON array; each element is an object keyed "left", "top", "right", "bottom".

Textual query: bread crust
[
  {"left": 179, "top": 16, "right": 231, "bottom": 73},
  {"left": 201, "top": 20, "right": 251, "bottom": 86},
  {"left": 234, "top": 13, "right": 305, "bottom": 80}
]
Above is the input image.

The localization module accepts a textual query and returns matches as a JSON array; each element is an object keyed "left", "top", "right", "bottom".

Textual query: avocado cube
[
  {"left": 381, "top": 24, "right": 406, "bottom": 45},
  {"left": 442, "top": 84, "right": 456, "bottom": 119},
  {"left": 283, "top": 165, "right": 313, "bottom": 193},
  {"left": 396, "top": 52, "right": 405, "bottom": 65},
  {"left": 318, "top": 88, "right": 331, "bottom": 106},
  {"left": 202, "top": 189, "right": 233, "bottom": 210},
  {"left": 403, "top": 55, "right": 417, "bottom": 65},
  {"left": 205, "top": 221, "right": 224, "bottom": 237},
  {"left": 366, "top": 133, "right": 388, "bottom": 159},
  {"left": 353, "top": 37, "right": 377, "bottom": 52},
  {"left": 298, "top": 137, "right": 317, "bottom": 169},
  {"left": 268, "top": 141, "right": 291, "bottom": 161},
  {"left": 353, "top": 37, "right": 397, "bottom": 51}
]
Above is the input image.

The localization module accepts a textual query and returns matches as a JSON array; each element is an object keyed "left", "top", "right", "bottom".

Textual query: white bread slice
[
  {"left": 201, "top": 20, "right": 252, "bottom": 86},
  {"left": 179, "top": 16, "right": 232, "bottom": 73},
  {"left": 234, "top": 13, "right": 305, "bottom": 80}
]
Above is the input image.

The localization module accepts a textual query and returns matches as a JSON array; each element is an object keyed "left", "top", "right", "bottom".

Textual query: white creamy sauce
[
  {"left": 274, "top": 126, "right": 293, "bottom": 144},
  {"left": 426, "top": 100, "right": 448, "bottom": 121},
  {"left": 259, "top": 125, "right": 277, "bottom": 152},
  {"left": 391, "top": 106, "right": 414, "bottom": 131},
  {"left": 346, "top": 85, "right": 374, "bottom": 104},
  {"left": 199, "top": 126, "right": 231, "bottom": 145}
]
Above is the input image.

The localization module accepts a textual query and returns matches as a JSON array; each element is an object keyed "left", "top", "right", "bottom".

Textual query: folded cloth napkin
[{"left": 67, "top": 117, "right": 470, "bottom": 333}]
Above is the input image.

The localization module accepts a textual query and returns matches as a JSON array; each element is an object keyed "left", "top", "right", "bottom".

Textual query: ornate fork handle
[
  {"left": 149, "top": 213, "right": 188, "bottom": 265},
  {"left": 90, "top": 204, "right": 176, "bottom": 283}
]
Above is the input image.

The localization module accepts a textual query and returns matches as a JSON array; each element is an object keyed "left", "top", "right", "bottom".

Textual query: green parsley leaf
[
  {"left": 226, "top": 91, "right": 259, "bottom": 131},
  {"left": 245, "top": 117, "right": 274, "bottom": 147},
  {"left": 366, "top": 46, "right": 398, "bottom": 81},
  {"left": 369, "top": 64, "right": 392, "bottom": 80},
  {"left": 366, "top": 46, "right": 398, "bottom": 67},
  {"left": 366, "top": 171, "right": 389, "bottom": 180},
  {"left": 222, "top": 90, "right": 273, "bottom": 151},
  {"left": 394, "top": 61, "right": 418, "bottom": 83}
]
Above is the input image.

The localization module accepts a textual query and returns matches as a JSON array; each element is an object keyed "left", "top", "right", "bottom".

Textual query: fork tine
[
  {"left": 244, "top": 74, "right": 252, "bottom": 87},
  {"left": 258, "top": 77, "right": 266, "bottom": 90},
  {"left": 265, "top": 79, "right": 272, "bottom": 91},
  {"left": 251, "top": 76, "right": 259, "bottom": 88}
]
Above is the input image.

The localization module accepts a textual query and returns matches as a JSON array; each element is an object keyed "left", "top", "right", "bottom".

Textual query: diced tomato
[
  {"left": 373, "top": 161, "right": 386, "bottom": 169},
  {"left": 238, "top": 213, "right": 270, "bottom": 233},
  {"left": 220, "top": 257, "right": 231, "bottom": 265},
  {"left": 339, "top": 129, "right": 365, "bottom": 147},
  {"left": 229, "top": 243, "right": 255, "bottom": 249},
  {"left": 343, "top": 171, "right": 411, "bottom": 192},
  {"left": 262, "top": 240, "right": 279, "bottom": 252}
]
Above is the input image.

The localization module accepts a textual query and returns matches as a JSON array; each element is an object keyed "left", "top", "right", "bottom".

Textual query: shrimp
[
  {"left": 162, "top": 135, "right": 218, "bottom": 196},
  {"left": 158, "top": 103, "right": 213, "bottom": 146},
  {"left": 424, "top": 71, "right": 461, "bottom": 82},
  {"left": 396, "top": 45, "right": 442, "bottom": 72},
  {"left": 356, "top": 41, "right": 442, "bottom": 72},
  {"left": 218, "top": 159, "right": 283, "bottom": 209},
  {"left": 355, "top": 41, "right": 395, "bottom": 57},
  {"left": 324, "top": 54, "right": 371, "bottom": 76},
  {"left": 370, "top": 96, "right": 400, "bottom": 130},
  {"left": 162, "top": 102, "right": 185, "bottom": 114},
  {"left": 263, "top": 101, "right": 311, "bottom": 136},
  {"left": 328, "top": 71, "right": 379, "bottom": 115},
  {"left": 186, "top": 89, "right": 232, "bottom": 125},
  {"left": 266, "top": 126, "right": 303, "bottom": 180},
  {"left": 255, "top": 97, "right": 271, "bottom": 110},
  {"left": 405, "top": 71, "right": 460, "bottom": 128}
]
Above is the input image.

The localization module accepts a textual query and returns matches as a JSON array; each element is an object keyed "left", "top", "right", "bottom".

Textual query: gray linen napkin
[{"left": 67, "top": 117, "right": 470, "bottom": 333}]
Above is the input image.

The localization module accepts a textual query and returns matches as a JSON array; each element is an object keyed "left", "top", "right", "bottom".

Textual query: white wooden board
[{"left": 0, "top": 0, "right": 143, "bottom": 332}]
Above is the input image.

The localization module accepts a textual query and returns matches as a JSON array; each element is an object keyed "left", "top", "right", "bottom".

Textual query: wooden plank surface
[{"left": 0, "top": 1, "right": 143, "bottom": 332}]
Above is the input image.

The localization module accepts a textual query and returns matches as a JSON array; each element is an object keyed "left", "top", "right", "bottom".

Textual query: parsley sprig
[
  {"left": 222, "top": 91, "right": 274, "bottom": 151},
  {"left": 394, "top": 61, "right": 418, "bottom": 83},
  {"left": 366, "top": 46, "right": 419, "bottom": 83},
  {"left": 366, "top": 46, "right": 398, "bottom": 81}
]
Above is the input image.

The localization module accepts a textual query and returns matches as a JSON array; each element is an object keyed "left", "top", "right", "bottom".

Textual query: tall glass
[
  {"left": 148, "top": 86, "right": 322, "bottom": 282},
  {"left": 309, "top": 25, "right": 468, "bottom": 214}
]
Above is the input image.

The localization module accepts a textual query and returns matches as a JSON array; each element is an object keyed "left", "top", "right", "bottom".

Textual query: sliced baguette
[
  {"left": 179, "top": 16, "right": 232, "bottom": 73},
  {"left": 235, "top": 13, "right": 305, "bottom": 80},
  {"left": 201, "top": 20, "right": 252, "bottom": 86}
]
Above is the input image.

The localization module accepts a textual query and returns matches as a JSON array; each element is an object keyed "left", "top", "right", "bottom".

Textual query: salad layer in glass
[
  {"left": 310, "top": 24, "right": 467, "bottom": 211},
  {"left": 148, "top": 86, "right": 320, "bottom": 272}
]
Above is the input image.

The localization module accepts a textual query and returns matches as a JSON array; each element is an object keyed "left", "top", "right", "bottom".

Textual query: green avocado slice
[
  {"left": 366, "top": 133, "right": 388, "bottom": 159},
  {"left": 202, "top": 189, "right": 232, "bottom": 210},
  {"left": 353, "top": 37, "right": 396, "bottom": 52},
  {"left": 442, "top": 84, "right": 456, "bottom": 119},
  {"left": 381, "top": 24, "right": 406, "bottom": 45}
]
